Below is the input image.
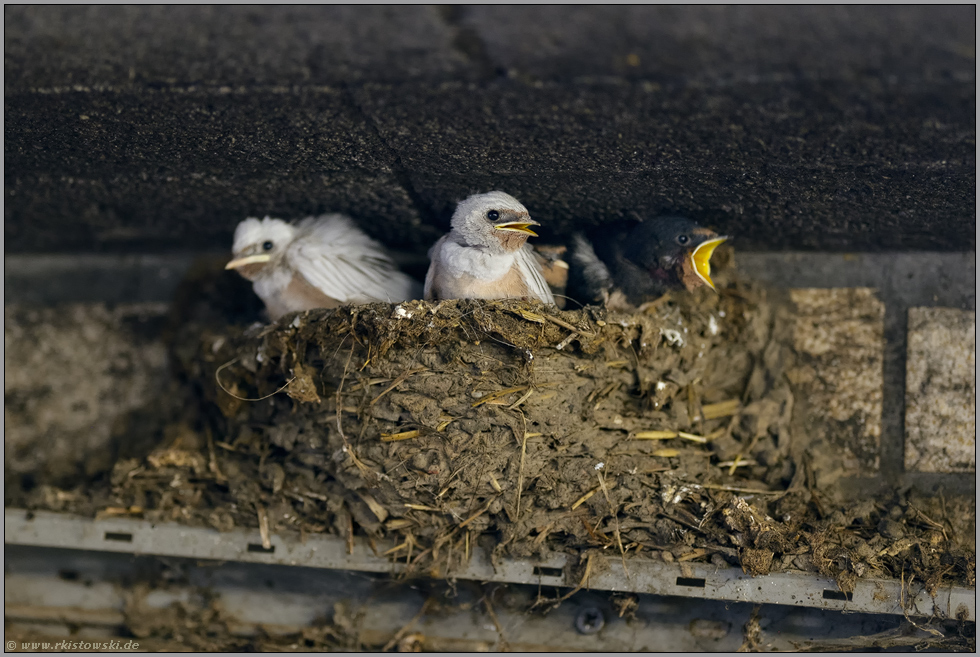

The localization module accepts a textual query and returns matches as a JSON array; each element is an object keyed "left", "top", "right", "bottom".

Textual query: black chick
[{"left": 568, "top": 215, "right": 728, "bottom": 309}]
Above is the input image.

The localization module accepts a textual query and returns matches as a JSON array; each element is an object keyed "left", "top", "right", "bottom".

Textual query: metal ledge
[{"left": 5, "top": 509, "right": 973, "bottom": 621}]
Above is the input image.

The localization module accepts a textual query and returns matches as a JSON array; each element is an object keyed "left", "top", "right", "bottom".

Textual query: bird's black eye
[
  {"left": 677, "top": 235, "right": 689, "bottom": 245},
  {"left": 262, "top": 241, "right": 274, "bottom": 251},
  {"left": 487, "top": 210, "right": 499, "bottom": 221}
]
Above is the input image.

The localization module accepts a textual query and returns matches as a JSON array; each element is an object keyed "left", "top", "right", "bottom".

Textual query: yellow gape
[{"left": 690, "top": 236, "right": 729, "bottom": 290}]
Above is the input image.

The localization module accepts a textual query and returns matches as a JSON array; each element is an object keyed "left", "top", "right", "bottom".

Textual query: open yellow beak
[
  {"left": 494, "top": 222, "right": 539, "bottom": 237},
  {"left": 690, "top": 236, "right": 728, "bottom": 290},
  {"left": 225, "top": 253, "right": 272, "bottom": 270}
]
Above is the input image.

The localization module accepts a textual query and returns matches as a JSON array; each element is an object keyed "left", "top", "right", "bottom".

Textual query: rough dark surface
[
  {"left": 4, "top": 5, "right": 976, "bottom": 253},
  {"left": 3, "top": 6, "right": 470, "bottom": 89}
]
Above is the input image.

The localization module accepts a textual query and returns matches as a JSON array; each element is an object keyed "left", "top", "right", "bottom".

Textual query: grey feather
[{"left": 571, "top": 234, "right": 612, "bottom": 296}]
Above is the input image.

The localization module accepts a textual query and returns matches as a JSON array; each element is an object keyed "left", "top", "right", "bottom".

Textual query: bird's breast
[
  {"left": 440, "top": 262, "right": 530, "bottom": 300},
  {"left": 442, "top": 241, "right": 515, "bottom": 281}
]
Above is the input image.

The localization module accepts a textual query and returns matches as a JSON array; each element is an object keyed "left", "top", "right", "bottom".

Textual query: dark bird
[{"left": 568, "top": 216, "right": 728, "bottom": 309}]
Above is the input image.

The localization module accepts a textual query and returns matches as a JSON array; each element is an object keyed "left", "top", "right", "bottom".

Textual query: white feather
[
  {"left": 233, "top": 216, "right": 296, "bottom": 254},
  {"left": 288, "top": 214, "right": 420, "bottom": 304},
  {"left": 515, "top": 244, "right": 556, "bottom": 304},
  {"left": 422, "top": 235, "right": 444, "bottom": 301},
  {"left": 439, "top": 235, "right": 516, "bottom": 281}
]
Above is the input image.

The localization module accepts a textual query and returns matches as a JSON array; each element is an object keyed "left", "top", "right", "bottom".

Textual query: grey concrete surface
[
  {"left": 2, "top": 254, "right": 199, "bottom": 306},
  {"left": 4, "top": 303, "right": 171, "bottom": 484},
  {"left": 738, "top": 252, "right": 977, "bottom": 498},
  {"left": 4, "top": 6, "right": 975, "bottom": 253},
  {"left": 788, "top": 288, "right": 885, "bottom": 479},
  {"left": 904, "top": 307, "right": 976, "bottom": 473}
]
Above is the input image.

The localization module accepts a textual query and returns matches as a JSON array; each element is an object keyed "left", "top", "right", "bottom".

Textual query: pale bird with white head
[
  {"left": 423, "top": 191, "right": 555, "bottom": 305},
  {"left": 226, "top": 214, "right": 422, "bottom": 321}
]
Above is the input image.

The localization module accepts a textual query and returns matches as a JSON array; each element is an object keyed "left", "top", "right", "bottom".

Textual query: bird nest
[
  {"left": 18, "top": 256, "right": 975, "bottom": 595},
  {"left": 181, "top": 280, "right": 797, "bottom": 568}
]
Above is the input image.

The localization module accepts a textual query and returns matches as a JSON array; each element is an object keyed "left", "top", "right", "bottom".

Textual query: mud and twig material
[{"left": 10, "top": 257, "right": 975, "bottom": 596}]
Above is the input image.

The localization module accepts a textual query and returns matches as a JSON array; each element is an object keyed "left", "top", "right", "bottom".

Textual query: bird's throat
[
  {"left": 233, "top": 262, "right": 267, "bottom": 281},
  {"left": 494, "top": 231, "right": 530, "bottom": 252}
]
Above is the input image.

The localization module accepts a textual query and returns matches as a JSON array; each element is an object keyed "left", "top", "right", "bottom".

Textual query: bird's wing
[
  {"left": 288, "top": 215, "right": 418, "bottom": 304},
  {"left": 516, "top": 244, "right": 556, "bottom": 305},
  {"left": 571, "top": 234, "right": 613, "bottom": 297},
  {"left": 423, "top": 235, "right": 447, "bottom": 301}
]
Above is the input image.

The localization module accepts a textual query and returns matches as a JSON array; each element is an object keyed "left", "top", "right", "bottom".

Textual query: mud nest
[{"left": 18, "top": 257, "right": 975, "bottom": 596}]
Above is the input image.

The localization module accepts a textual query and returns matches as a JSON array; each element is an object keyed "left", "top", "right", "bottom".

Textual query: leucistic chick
[
  {"left": 226, "top": 214, "right": 422, "bottom": 321},
  {"left": 423, "top": 191, "right": 555, "bottom": 305},
  {"left": 569, "top": 215, "right": 728, "bottom": 309}
]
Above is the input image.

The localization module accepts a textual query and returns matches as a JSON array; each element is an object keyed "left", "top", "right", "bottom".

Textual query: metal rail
[{"left": 5, "top": 509, "right": 973, "bottom": 621}]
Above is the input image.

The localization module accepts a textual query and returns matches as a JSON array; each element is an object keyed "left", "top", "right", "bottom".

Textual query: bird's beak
[
  {"left": 225, "top": 253, "right": 272, "bottom": 270},
  {"left": 690, "top": 236, "right": 728, "bottom": 290},
  {"left": 494, "top": 220, "right": 539, "bottom": 237}
]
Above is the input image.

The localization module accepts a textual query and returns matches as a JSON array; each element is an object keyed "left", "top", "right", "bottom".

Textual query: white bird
[
  {"left": 226, "top": 214, "right": 422, "bottom": 321},
  {"left": 423, "top": 191, "right": 555, "bottom": 305}
]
